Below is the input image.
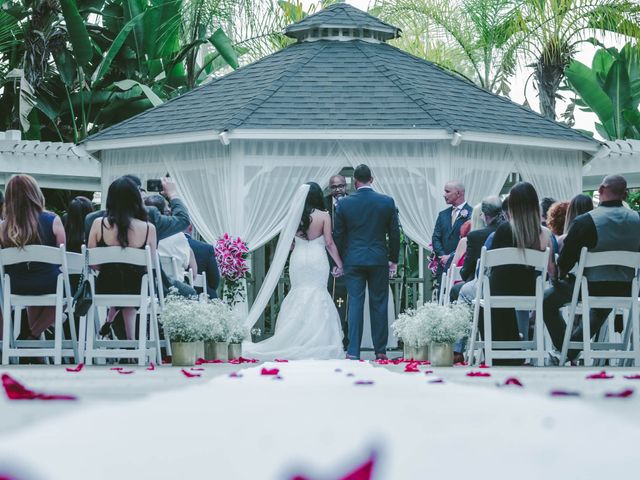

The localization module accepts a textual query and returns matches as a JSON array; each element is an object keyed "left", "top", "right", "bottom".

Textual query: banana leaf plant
[
  {"left": 0, "top": 0, "right": 242, "bottom": 142},
  {"left": 565, "top": 41, "right": 640, "bottom": 140}
]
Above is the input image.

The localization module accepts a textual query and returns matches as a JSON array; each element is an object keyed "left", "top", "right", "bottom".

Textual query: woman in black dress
[
  {"left": 0, "top": 175, "right": 66, "bottom": 339},
  {"left": 87, "top": 178, "right": 157, "bottom": 340},
  {"left": 485, "top": 182, "right": 556, "bottom": 346}
]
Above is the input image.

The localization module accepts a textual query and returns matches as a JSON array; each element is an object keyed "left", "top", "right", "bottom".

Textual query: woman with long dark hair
[
  {"left": 484, "top": 182, "right": 555, "bottom": 357},
  {"left": 563, "top": 194, "right": 594, "bottom": 234},
  {"left": 87, "top": 177, "right": 157, "bottom": 340},
  {"left": 65, "top": 196, "right": 94, "bottom": 253},
  {"left": 0, "top": 174, "right": 66, "bottom": 340},
  {"left": 244, "top": 181, "right": 345, "bottom": 359}
]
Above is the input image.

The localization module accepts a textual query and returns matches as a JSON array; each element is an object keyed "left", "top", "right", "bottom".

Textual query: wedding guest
[
  {"left": 540, "top": 196, "right": 556, "bottom": 227},
  {"left": 451, "top": 204, "right": 482, "bottom": 268},
  {"left": 185, "top": 225, "right": 220, "bottom": 299},
  {"left": 563, "top": 193, "right": 594, "bottom": 235},
  {"left": 480, "top": 182, "right": 555, "bottom": 363},
  {"left": 87, "top": 177, "right": 157, "bottom": 341},
  {"left": 0, "top": 189, "right": 5, "bottom": 220},
  {"left": 85, "top": 175, "right": 190, "bottom": 241},
  {"left": 65, "top": 196, "right": 94, "bottom": 254},
  {"left": 432, "top": 181, "right": 473, "bottom": 280},
  {"left": 0, "top": 175, "right": 66, "bottom": 340},
  {"left": 546, "top": 201, "right": 569, "bottom": 250},
  {"left": 543, "top": 175, "right": 640, "bottom": 362}
]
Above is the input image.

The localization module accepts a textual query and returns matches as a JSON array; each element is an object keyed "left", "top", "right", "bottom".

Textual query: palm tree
[
  {"left": 519, "top": 0, "right": 640, "bottom": 119},
  {"left": 376, "top": 0, "right": 524, "bottom": 95}
]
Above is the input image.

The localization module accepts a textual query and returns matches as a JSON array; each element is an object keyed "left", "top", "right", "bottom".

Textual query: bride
[{"left": 243, "top": 182, "right": 345, "bottom": 360}]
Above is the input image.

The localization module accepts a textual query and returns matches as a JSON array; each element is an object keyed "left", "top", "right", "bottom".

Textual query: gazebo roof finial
[{"left": 284, "top": 3, "right": 401, "bottom": 43}]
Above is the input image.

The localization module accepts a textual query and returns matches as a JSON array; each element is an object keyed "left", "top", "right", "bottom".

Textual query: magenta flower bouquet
[{"left": 214, "top": 234, "right": 249, "bottom": 305}]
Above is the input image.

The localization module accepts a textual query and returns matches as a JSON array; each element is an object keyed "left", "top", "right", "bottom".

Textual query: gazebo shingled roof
[{"left": 85, "top": 3, "right": 597, "bottom": 150}]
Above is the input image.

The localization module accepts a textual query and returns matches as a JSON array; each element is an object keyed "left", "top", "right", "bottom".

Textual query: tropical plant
[
  {"left": 0, "top": 0, "right": 280, "bottom": 142},
  {"left": 564, "top": 41, "right": 640, "bottom": 139},
  {"left": 519, "top": 0, "right": 640, "bottom": 119},
  {"left": 376, "top": 0, "right": 525, "bottom": 95}
]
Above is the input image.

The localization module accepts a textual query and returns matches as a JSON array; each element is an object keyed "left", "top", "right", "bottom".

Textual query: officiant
[{"left": 324, "top": 174, "right": 349, "bottom": 346}]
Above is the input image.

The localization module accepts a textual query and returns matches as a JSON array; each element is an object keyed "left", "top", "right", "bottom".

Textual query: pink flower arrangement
[{"left": 214, "top": 233, "right": 249, "bottom": 282}]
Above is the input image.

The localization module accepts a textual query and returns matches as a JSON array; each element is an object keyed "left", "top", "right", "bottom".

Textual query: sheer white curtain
[
  {"left": 103, "top": 140, "right": 344, "bottom": 249},
  {"left": 514, "top": 147, "right": 583, "bottom": 200},
  {"left": 243, "top": 184, "right": 309, "bottom": 332},
  {"left": 339, "top": 140, "right": 515, "bottom": 249}
]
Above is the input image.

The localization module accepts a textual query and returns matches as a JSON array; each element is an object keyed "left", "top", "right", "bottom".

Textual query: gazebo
[
  {"left": 1, "top": 130, "right": 100, "bottom": 191},
  {"left": 583, "top": 139, "right": 640, "bottom": 190},
  {"left": 84, "top": 3, "right": 598, "bottom": 255}
]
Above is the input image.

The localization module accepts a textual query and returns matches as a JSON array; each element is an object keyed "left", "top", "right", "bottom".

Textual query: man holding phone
[{"left": 84, "top": 175, "right": 190, "bottom": 241}]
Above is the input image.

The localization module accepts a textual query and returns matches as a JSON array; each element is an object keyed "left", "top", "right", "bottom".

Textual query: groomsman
[
  {"left": 431, "top": 180, "right": 473, "bottom": 280},
  {"left": 325, "top": 174, "right": 349, "bottom": 346}
]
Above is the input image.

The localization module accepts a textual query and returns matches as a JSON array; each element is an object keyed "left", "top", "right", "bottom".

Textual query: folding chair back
[
  {"left": 0, "top": 245, "right": 76, "bottom": 364},
  {"left": 81, "top": 245, "right": 158, "bottom": 365},
  {"left": 560, "top": 247, "right": 640, "bottom": 366},
  {"left": 468, "top": 246, "right": 550, "bottom": 366}
]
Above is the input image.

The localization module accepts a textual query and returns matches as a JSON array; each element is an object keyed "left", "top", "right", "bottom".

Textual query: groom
[{"left": 334, "top": 164, "right": 400, "bottom": 360}]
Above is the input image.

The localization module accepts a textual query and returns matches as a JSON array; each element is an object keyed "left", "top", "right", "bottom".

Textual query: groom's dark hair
[{"left": 354, "top": 164, "right": 372, "bottom": 183}]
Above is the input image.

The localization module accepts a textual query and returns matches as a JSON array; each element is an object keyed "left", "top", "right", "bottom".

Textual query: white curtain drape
[
  {"left": 339, "top": 141, "right": 516, "bottom": 250},
  {"left": 104, "top": 141, "right": 344, "bottom": 250},
  {"left": 243, "top": 184, "right": 310, "bottom": 332},
  {"left": 514, "top": 147, "right": 583, "bottom": 201}
]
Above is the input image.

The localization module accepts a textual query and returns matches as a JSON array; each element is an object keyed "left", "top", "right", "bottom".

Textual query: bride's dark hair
[{"left": 298, "top": 182, "right": 325, "bottom": 237}]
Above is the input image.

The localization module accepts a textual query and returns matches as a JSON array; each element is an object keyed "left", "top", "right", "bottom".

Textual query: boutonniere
[{"left": 459, "top": 209, "right": 469, "bottom": 219}]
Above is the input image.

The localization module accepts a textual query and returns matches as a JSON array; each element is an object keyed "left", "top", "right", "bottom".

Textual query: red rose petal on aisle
[
  {"left": 454, "top": 362, "right": 469, "bottom": 367},
  {"left": 66, "top": 363, "right": 84, "bottom": 372},
  {"left": 623, "top": 374, "right": 640, "bottom": 380},
  {"left": 274, "top": 359, "right": 289, "bottom": 362},
  {"left": 117, "top": 370, "right": 134, "bottom": 375},
  {"left": 354, "top": 380, "right": 374, "bottom": 385},
  {"left": 110, "top": 367, "right": 123, "bottom": 371},
  {"left": 190, "top": 367, "right": 205, "bottom": 371},
  {"left": 196, "top": 358, "right": 224, "bottom": 365},
  {"left": 404, "top": 363, "right": 420, "bottom": 373},
  {"left": 261, "top": 368, "right": 279, "bottom": 376},
  {"left": 375, "top": 359, "right": 390, "bottom": 364},
  {"left": 240, "top": 357, "right": 258, "bottom": 363},
  {"left": 503, "top": 377, "right": 523, "bottom": 387},
  {"left": 181, "top": 369, "right": 201, "bottom": 378},
  {"left": 2, "top": 373, "right": 76, "bottom": 401},
  {"left": 428, "top": 378, "right": 444, "bottom": 384},
  {"left": 273, "top": 375, "right": 284, "bottom": 380},
  {"left": 586, "top": 370, "right": 613, "bottom": 380},
  {"left": 604, "top": 389, "right": 634, "bottom": 398},
  {"left": 346, "top": 373, "right": 355, "bottom": 377},
  {"left": 550, "top": 390, "right": 580, "bottom": 397},
  {"left": 229, "top": 372, "right": 243, "bottom": 378},
  {"left": 424, "top": 370, "right": 434, "bottom": 375},
  {"left": 479, "top": 363, "right": 490, "bottom": 369},
  {"left": 466, "top": 371, "right": 491, "bottom": 377},
  {"left": 146, "top": 362, "right": 155, "bottom": 371}
]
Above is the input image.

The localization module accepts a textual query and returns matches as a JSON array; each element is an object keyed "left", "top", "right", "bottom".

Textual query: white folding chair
[
  {"left": 187, "top": 267, "right": 208, "bottom": 299},
  {"left": 438, "top": 271, "right": 448, "bottom": 306},
  {"left": 0, "top": 245, "right": 77, "bottom": 365},
  {"left": 159, "top": 255, "right": 190, "bottom": 284},
  {"left": 559, "top": 248, "right": 640, "bottom": 366},
  {"left": 82, "top": 245, "right": 160, "bottom": 366},
  {"left": 443, "top": 265, "right": 462, "bottom": 306},
  {"left": 467, "top": 246, "right": 550, "bottom": 366},
  {"left": 152, "top": 251, "right": 171, "bottom": 361}
]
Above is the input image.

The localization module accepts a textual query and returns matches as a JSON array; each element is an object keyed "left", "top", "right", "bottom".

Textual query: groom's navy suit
[{"left": 333, "top": 187, "right": 400, "bottom": 357}]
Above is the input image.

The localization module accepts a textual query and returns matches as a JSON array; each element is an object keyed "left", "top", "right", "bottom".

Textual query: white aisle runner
[{"left": 0, "top": 362, "right": 639, "bottom": 479}]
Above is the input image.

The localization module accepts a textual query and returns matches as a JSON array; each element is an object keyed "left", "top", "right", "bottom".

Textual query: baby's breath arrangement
[
  {"left": 161, "top": 291, "right": 205, "bottom": 343},
  {"left": 392, "top": 302, "right": 472, "bottom": 347}
]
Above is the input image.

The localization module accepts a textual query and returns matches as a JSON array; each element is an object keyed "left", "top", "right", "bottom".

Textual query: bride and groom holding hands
[{"left": 245, "top": 164, "right": 400, "bottom": 361}]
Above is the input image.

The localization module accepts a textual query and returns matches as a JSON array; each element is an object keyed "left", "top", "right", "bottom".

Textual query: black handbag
[{"left": 72, "top": 250, "right": 93, "bottom": 317}]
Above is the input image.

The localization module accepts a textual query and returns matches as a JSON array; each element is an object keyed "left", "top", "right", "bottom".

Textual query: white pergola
[
  {"left": 583, "top": 139, "right": 640, "bottom": 190},
  {"left": 0, "top": 130, "right": 101, "bottom": 191}
]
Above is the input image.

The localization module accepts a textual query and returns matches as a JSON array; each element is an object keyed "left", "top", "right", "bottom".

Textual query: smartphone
[{"left": 146, "top": 179, "right": 163, "bottom": 192}]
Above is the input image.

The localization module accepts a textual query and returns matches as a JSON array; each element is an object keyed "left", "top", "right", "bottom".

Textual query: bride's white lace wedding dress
[{"left": 244, "top": 235, "right": 344, "bottom": 360}]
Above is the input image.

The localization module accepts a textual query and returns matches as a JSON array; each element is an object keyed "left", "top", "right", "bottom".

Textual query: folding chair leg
[
  {"left": 632, "top": 299, "right": 640, "bottom": 367},
  {"left": 85, "top": 306, "right": 96, "bottom": 366},
  {"left": 2, "top": 300, "right": 10, "bottom": 365},
  {"left": 53, "top": 277, "right": 63, "bottom": 365},
  {"left": 582, "top": 283, "right": 592, "bottom": 367},
  {"left": 467, "top": 299, "right": 481, "bottom": 366},
  {"left": 484, "top": 301, "right": 493, "bottom": 367},
  {"left": 535, "top": 281, "right": 545, "bottom": 366},
  {"left": 137, "top": 281, "right": 148, "bottom": 366},
  {"left": 77, "top": 314, "right": 86, "bottom": 364}
]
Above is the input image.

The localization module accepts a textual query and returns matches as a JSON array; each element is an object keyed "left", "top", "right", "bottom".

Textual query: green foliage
[
  {"left": 565, "top": 42, "right": 640, "bottom": 139},
  {"left": 0, "top": 0, "right": 287, "bottom": 142}
]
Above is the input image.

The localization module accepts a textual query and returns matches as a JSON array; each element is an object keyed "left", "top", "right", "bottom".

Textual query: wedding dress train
[{"left": 243, "top": 235, "right": 344, "bottom": 360}]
